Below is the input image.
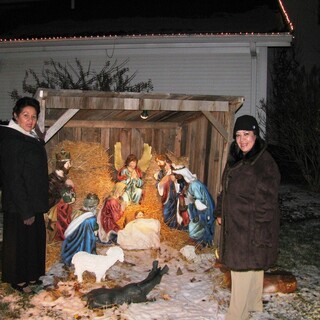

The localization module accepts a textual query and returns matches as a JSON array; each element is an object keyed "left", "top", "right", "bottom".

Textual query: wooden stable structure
[{"left": 35, "top": 88, "right": 244, "bottom": 201}]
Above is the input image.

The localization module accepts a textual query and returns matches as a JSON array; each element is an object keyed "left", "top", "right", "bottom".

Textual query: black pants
[{"left": 1, "top": 211, "right": 46, "bottom": 284}]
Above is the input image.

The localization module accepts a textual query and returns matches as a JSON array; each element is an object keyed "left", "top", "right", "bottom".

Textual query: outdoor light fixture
[{"left": 140, "top": 110, "right": 149, "bottom": 119}]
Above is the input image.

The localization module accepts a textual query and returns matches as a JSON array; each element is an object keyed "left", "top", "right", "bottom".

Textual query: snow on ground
[
  {"left": 1, "top": 183, "right": 320, "bottom": 319},
  {"left": 2, "top": 243, "right": 228, "bottom": 320}
]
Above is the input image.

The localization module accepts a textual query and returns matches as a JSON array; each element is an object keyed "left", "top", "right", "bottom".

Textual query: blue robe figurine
[
  {"left": 173, "top": 167, "right": 215, "bottom": 246},
  {"left": 61, "top": 211, "right": 98, "bottom": 266}
]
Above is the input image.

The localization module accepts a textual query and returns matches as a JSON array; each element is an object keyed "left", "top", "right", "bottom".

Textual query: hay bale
[
  {"left": 46, "top": 240, "right": 62, "bottom": 271},
  {"left": 49, "top": 141, "right": 115, "bottom": 210}
]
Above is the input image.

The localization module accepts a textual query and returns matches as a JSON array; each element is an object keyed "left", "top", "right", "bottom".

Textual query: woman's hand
[{"left": 24, "top": 216, "right": 35, "bottom": 225}]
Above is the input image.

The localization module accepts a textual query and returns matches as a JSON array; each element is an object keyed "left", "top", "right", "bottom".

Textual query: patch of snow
[{"left": 1, "top": 183, "right": 319, "bottom": 319}]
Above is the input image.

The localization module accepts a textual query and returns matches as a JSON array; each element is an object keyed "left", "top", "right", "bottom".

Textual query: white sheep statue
[{"left": 71, "top": 246, "right": 125, "bottom": 283}]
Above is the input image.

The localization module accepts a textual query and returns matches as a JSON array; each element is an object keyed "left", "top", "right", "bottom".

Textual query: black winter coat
[
  {"left": 0, "top": 126, "right": 49, "bottom": 219},
  {"left": 0, "top": 125, "right": 49, "bottom": 284},
  {"left": 216, "top": 138, "right": 280, "bottom": 271}
]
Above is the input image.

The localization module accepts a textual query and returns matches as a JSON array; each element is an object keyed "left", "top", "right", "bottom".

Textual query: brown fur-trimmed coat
[{"left": 216, "top": 138, "right": 280, "bottom": 271}]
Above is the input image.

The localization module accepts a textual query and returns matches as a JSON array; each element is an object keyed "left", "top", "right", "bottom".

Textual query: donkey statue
[{"left": 83, "top": 260, "right": 169, "bottom": 309}]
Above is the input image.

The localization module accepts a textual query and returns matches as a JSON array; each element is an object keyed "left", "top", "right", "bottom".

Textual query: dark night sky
[{"left": 0, "top": 0, "right": 282, "bottom": 34}]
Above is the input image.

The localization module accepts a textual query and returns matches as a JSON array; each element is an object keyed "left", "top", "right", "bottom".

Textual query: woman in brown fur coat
[{"left": 216, "top": 115, "right": 281, "bottom": 320}]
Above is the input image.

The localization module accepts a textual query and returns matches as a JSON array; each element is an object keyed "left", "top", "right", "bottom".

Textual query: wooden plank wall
[
  {"left": 205, "top": 111, "right": 228, "bottom": 201},
  {"left": 45, "top": 114, "right": 229, "bottom": 201},
  {"left": 181, "top": 112, "right": 227, "bottom": 202},
  {"left": 45, "top": 124, "right": 180, "bottom": 168}
]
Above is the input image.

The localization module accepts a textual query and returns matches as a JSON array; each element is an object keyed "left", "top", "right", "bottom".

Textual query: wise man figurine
[
  {"left": 61, "top": 193, "right": 100, "bottom": 266},
  {"left": 48, "top": 149, "right": 74, "bottom": 209},
  {"left": 46, "top": 149, "right": 75, "bottom": 240},
  {"left": 45, "top": 186, "right": 76, "bottom": 242}
]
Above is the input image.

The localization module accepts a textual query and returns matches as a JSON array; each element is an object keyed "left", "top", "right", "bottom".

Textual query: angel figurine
[{"left": 114, "top": 142, "right": 152, "bottom": 205}]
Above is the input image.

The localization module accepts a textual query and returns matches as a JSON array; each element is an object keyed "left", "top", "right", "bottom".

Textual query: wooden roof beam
[
  {"left": 202, "top": 111, "right": 229, "bottom": 141},
  {"left": 45, "top": 109, "right": 79, "bottom": 142}
]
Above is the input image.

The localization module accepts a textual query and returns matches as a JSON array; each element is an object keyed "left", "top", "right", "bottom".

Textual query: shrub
[
  {"left": 10, "top": 57, "right": 153, "bottom": 100},
  {"left": 259, "top": 49, "right": 320, "bottom": 191}
]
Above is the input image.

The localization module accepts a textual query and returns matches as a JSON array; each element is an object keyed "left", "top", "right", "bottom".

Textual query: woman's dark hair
[{"left": 12, "top": 97, "right": 41, "bottom": 120}]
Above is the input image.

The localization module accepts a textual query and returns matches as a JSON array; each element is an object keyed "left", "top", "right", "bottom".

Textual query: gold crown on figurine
[{"left": 56, "top": 149, "right": 71, "bottom": 162}]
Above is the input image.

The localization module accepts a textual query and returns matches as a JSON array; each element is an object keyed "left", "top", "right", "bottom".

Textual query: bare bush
[
  {"left": 259, "top": 49, "right": 320, "bottom": 192},
  {"left": 9, "top": 57, "right": 153, "bottom": 100}
]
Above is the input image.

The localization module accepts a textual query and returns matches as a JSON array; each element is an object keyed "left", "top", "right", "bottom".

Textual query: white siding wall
[{"left": 0, "top": 42, "right": 267, "bottom": 121}]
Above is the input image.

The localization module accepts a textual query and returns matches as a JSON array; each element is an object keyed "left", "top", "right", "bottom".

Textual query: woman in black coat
[
  {"left": 216, "top": 115, "right": 281, "bottom": 320},
  {"left": 0, "top": 97, "right": 49, "bottom": 293}
]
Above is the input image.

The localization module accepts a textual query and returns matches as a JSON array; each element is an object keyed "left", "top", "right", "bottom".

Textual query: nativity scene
[
  {"left": 41, "top": 140, "right": 202, "bottom": 308},
  {"left": 0, "top": 91, "right": 301, "bottom": 318},
  {"left": 0, "top": 139, "right": 298, "bottom": 319},
  {"left": 33, "top": 139, "right": 296, "bottom": 313},
  {"left": 46, "top": 140, "right": 208, "bottom": 264}
]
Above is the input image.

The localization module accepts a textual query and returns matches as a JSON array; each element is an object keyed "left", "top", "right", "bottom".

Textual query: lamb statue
[
  {"left": 72, "top": 246, "right": 124, "bottom": 283},
  {"left": 83, "top": 260, "right": 169, "bottom": 309}
]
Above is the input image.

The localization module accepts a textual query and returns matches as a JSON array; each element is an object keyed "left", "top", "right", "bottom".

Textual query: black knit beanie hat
[{"left": 233, "top": 115, "right": 260, "bottom": 139}]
